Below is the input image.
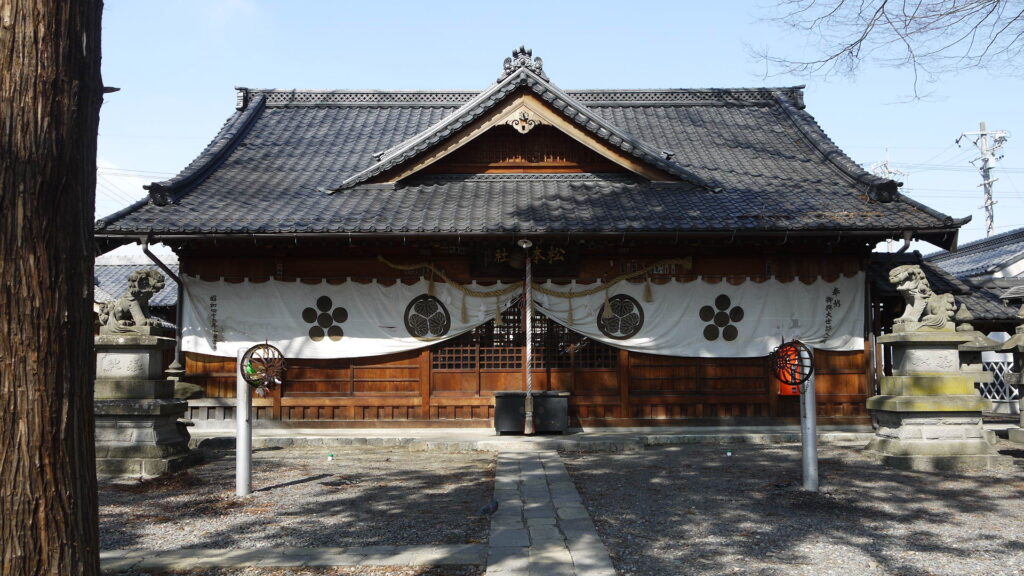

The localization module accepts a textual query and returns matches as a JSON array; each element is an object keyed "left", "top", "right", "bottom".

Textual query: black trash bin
[{"left": 493, "top": 391, "right": 570, "bottom": 434}]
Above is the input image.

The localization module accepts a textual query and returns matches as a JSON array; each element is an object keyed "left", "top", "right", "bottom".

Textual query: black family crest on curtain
[
  {"left": 700, "top": 294, "right": 744, "bottom": 341},
  {"left": 597, "top": 294, "right": 644, "bottom": 340},
  {"left": 302, "top": 296, "right": 348, "bottom": 342},
  {"left": 404, "top": 295, "right": 452, "bottom": 340}
]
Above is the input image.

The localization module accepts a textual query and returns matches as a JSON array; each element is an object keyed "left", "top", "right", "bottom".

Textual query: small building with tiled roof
[
  {"left": 96, "top": 48, "right": 970, "bottom": 428},
  {"left": 925, "top": 226, "right": 1024, "bottom": 331},
  {"left": 928, "top": 226, "right": 1024, "bottom": 279}
]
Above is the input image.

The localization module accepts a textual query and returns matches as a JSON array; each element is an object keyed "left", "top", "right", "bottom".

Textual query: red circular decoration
[{"left": 771, "top": 340, "right": 814, "bottom": 386}]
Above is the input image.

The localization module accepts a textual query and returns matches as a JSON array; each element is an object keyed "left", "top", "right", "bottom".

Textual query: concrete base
[
  {"left": 95, "top": 398, "right": 194, "bottom": 478},
  {"left": 96, "top": 451, "right": 203, "bottom": 478},
  {"left": 865, "top": 409, "right": 1011, "bottom": 471},
  {"left": 94, "top": 330, "right": 199, "bottom": 479},
  {"left": 862, "top": 449, "right": 1012, "bottom": 472},
  {"left": 1009, "top": 427, "right": 1024, "bottom": 444}
]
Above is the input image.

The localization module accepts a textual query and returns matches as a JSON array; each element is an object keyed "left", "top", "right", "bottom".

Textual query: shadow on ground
[
  {"left": 99, "top": 447, "right": 495, "bottom": 554},
  {"left": 565, "top": 441, "right": 1024, "bottom": 576}
]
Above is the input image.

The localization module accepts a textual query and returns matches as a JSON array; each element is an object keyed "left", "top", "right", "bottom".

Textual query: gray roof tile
[
  {"left": 926, "top": 226, "right": 1024, "bottom": 278},
  {"left": 96, "top": 78, "right": 965, "bottom": 244}
]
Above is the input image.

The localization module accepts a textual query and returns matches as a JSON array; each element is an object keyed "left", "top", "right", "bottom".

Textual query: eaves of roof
[{"left": 143, "top": 94, "right": 267, "bottom": 206}]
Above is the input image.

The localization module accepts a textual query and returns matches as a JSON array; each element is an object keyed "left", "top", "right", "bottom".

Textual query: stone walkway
[
  {"left": 101, "top": 449, "right": 614, "bottom": 575},
  {"left": 486, "top": 451, "right": 615, "bottom": 576}
]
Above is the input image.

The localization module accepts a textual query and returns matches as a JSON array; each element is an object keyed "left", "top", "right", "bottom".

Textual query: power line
[{"left": 98, "top": 168, "right": 175, "bottom": 176}]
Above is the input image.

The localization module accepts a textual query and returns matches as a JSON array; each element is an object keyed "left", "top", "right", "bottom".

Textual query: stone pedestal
[
  {"left": 998, "top": 331, "right": 1024, "bottom": 444},
  {"left": 865, "top": 330, "right": 1008, "bottom": 471},
  {"left": 95, "top": 328, "right": 199, "bottom": 477}
]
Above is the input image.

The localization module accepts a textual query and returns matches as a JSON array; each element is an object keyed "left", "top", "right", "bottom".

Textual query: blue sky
[{"left": 96, "top": 0, "right": 1023, "bottom": 253}]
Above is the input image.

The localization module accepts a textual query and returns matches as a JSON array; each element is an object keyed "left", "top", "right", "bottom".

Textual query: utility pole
[{"left": 958, "top": 122, "right": 1010, "bottom": 237}]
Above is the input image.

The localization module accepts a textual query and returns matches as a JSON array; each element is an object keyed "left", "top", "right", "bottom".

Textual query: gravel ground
[
  {"left": 564, "top": 439, "right": 1024, "bottom": 576},
  {"left": 99, "top": 447, "right": 494, "bottom": 551},
  {"left": 103, "top": 565, "right": 479, "bottom": 569}
]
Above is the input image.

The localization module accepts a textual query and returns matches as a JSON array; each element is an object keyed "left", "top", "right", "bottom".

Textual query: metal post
[
  {"left": 801, "top": 371, "right": 819, "bottom": 491},
  {"left": 236, "top": 348, "right": 252, "bottom": 496},
  {"left": 519, "top": 239, "right": 535, "bottom": 435}
]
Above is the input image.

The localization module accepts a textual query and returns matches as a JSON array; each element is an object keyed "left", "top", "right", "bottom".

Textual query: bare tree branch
[{"left": 757, "top": 1, "right": 1024, "bottom": 96}]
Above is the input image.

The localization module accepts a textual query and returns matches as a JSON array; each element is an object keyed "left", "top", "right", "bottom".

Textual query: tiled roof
[
  {"left": 926, "top": 226, "right": 1024, "bottom": 278},
  {"left": 94, "top": 263, "right": 178, "bottom": 308},
  {"left": 97, "top": 173, "right": 964, "bottom": 236},
  {"left": 95, "top": 55, "right": 966, "bottom": 247}
]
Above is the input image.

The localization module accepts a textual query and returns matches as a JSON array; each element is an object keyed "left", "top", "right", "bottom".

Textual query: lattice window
[
  {"left": 572, "top": 335, "right": 618, "bottom": 369},
  {"left": 432, "top": 303, "right": 618, "bottom": 371},
  {"left": 480, "top": 304, "right": 526, "bottom": 370},
  {"left": 979, "top": 361, "right": 1020, "bottom": 402},
  {"left": 529, "top": 314, "right": 617, "bottom": 370},
  {"left": 431, "top": 330, "right": 478, "bottom": 370}
]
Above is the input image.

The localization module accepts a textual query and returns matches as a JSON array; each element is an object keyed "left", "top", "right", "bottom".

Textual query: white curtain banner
[
  {"left": 182, "top": 273, "right": 864, "bottom": 360},
  {"left": 181, "top": 276, "right": 520, "bottom": 359},
  {"left": 534, "top": 274, "right": 865, "bottom": 358}
]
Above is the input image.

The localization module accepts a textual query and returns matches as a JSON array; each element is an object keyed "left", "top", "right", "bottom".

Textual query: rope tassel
[
  {"left": 494, "top": 296, "right": 503, "bottom": 326},
  {"left": 567, "top": 293, "right": 574, "bottom": 326},
  {"left": 643, "top": 276, "right": 653, "bottom": 303},
  {"left": 461, "top": 293, "right": 468, "bottom": 324},
  {"left": 601, "top": 287, "right": 614, "bottom": 321}
]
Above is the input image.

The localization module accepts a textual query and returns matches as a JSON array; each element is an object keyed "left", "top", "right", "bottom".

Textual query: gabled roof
[
  {"left": 95, "top": 48, "right": 968, "bottom": 249},
  {"left": 331, "top": 65, "right": 709, "bottom": 191},
  {"left": 926, "top": 226, "right": 1024, "bottom": 278}
]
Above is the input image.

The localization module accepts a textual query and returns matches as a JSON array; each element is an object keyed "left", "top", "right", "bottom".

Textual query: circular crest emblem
[
  {"left": 404, "top": 295, "right": 451, "bottom": 340},
  {"left": 597, "top": 294, "right": 644, "bottom": 340},
  {"left": 240, "top": 343, "right": 286, "bottom": 397}
]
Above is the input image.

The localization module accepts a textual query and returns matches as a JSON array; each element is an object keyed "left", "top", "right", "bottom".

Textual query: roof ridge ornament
[{"left": 499, "top": 46, "right": 548, "bottom": 82}]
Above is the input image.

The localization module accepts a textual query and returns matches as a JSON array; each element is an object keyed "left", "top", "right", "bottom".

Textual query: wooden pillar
[
  {"left": 618, "top": 348, "right": 631, "bottom": 419},
  {"left": 419, "top": 349, "right": 431, "bottom": 420}
]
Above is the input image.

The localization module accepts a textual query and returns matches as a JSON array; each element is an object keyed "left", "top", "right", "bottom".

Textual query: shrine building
[{"left": 95, "top": 48, "right": 967, "bottom": 428}]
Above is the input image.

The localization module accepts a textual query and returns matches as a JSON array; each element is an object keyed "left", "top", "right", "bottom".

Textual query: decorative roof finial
[{"left": 499, "top": 45, "right": 548, "bottom": 82}]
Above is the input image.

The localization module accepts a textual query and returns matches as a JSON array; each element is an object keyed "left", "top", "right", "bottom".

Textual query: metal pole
[
  {"left": 236, "top": 348, "right": 252, "bottom": 496},
  {"left": 801, "top": 371, "right": 819, "bottom": 491},
  {"left": 522, "top": 243, "right": 535, "bottom": 435}
]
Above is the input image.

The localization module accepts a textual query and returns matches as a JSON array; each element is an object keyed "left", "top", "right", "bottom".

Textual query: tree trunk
[{"left": 0, "top": 1, "right": 104, "bottom": 574}]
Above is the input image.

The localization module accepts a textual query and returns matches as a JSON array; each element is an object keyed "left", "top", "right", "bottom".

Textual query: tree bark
[{"left": 0, "top": 1, "right": 104, "bottom": 574}]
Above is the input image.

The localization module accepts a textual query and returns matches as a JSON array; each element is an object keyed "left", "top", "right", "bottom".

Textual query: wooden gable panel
[{"left": 423, "top": 125, "right": 624, "bottom": 174}]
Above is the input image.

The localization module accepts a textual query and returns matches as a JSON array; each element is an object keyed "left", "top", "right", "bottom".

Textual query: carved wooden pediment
[{"left": 504, "top": 107, "right": 545, "bottom": 134}]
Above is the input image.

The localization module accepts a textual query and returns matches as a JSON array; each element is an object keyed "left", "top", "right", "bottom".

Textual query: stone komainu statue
[
  {"left": 888, "top": 264, "right": 956, "bottom": 330},
  {"left": 98, "top": 269, "right": 166, "bottom": 334}
]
